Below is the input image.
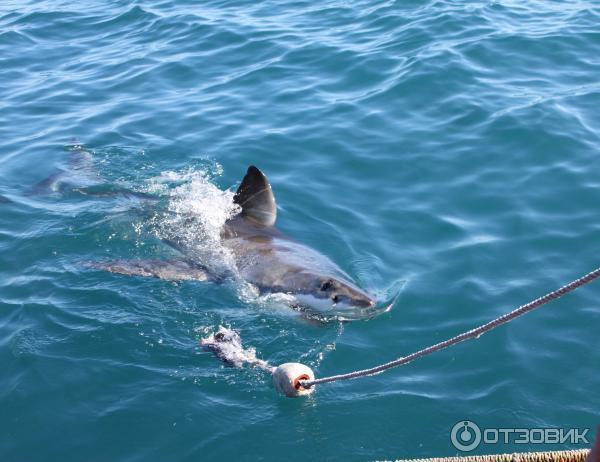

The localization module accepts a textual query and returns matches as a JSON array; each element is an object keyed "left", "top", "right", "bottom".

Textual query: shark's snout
[
  {"left": 318, "top": 277, "right": 376, "bottom": 309},
  {"left": 333, "top": 292, "right": 375, "bottom": 308}
]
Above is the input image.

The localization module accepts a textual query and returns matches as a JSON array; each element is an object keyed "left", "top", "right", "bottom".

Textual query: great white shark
[{"left": 98, "top": 166, "right": 387, "bottom": 320}]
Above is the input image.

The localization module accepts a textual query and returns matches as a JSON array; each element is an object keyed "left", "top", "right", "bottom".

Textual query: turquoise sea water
[{"left": 1, "top": 1, "right": 600, "bottom": 460}]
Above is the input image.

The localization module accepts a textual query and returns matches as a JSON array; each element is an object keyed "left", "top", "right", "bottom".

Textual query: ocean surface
[{"left": 1, "top": 1, "right": 599, "bottom": 460}]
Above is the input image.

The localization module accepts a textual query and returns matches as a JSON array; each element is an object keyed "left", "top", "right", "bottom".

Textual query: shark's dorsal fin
[{"left": 233, "top": 166, "right": 277, "bottom": 226}]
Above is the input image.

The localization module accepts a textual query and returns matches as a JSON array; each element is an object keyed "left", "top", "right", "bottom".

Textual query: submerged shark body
[{"left": 97, "top": 166, "right": 384, "bottom": 320}]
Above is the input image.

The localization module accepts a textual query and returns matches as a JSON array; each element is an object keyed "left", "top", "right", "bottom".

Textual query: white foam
[{"left": 144, "top": 165, "right": 241, "bottom": 276}]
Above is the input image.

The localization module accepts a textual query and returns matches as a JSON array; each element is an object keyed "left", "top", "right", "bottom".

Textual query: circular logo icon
[{"left": 451, "top": 421, "right": 481, "bottom": 451}]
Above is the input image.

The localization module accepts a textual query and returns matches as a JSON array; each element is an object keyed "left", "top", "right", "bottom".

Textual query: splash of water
[{"left": 144, "top": 165, "right": 241, "bottom": 277}]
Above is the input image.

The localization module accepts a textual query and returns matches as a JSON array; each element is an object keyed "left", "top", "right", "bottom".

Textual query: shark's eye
[
  {"left": 321, "top": 280, "right": 334, "bottom": 291},
  {"left": 331, "top": 295, "right": 339, "bottom": 304}
]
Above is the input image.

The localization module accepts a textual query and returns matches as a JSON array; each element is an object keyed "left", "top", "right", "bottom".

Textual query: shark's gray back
[{"left": 222, "top": 216, "right": 351, "bottom": 293}]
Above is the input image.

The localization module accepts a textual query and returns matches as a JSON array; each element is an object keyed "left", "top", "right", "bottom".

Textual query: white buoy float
[{"left": 272, "top": 363, "right": 315, "bottom": 397}]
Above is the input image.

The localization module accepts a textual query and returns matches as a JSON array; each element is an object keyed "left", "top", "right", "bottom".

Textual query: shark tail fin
[{"left": 28, "top": 142, "right": 99, "bottom": 195}]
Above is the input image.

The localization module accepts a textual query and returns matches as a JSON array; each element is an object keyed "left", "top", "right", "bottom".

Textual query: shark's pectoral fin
[
  {"left": 233, "top": 166, "right": 277, "bottom": 226},
  {"left": 90, "top": 259, "right": 213, "bottom": 282}
]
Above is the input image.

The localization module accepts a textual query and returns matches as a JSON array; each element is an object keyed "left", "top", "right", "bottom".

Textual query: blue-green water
[{"left": 1, "top": 1, "right": 599, "bottom": 460}]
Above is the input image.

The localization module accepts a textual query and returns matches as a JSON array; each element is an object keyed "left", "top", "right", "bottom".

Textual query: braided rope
[{"left": 300, "top": 266, "right": 600, "bottom": 388}]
